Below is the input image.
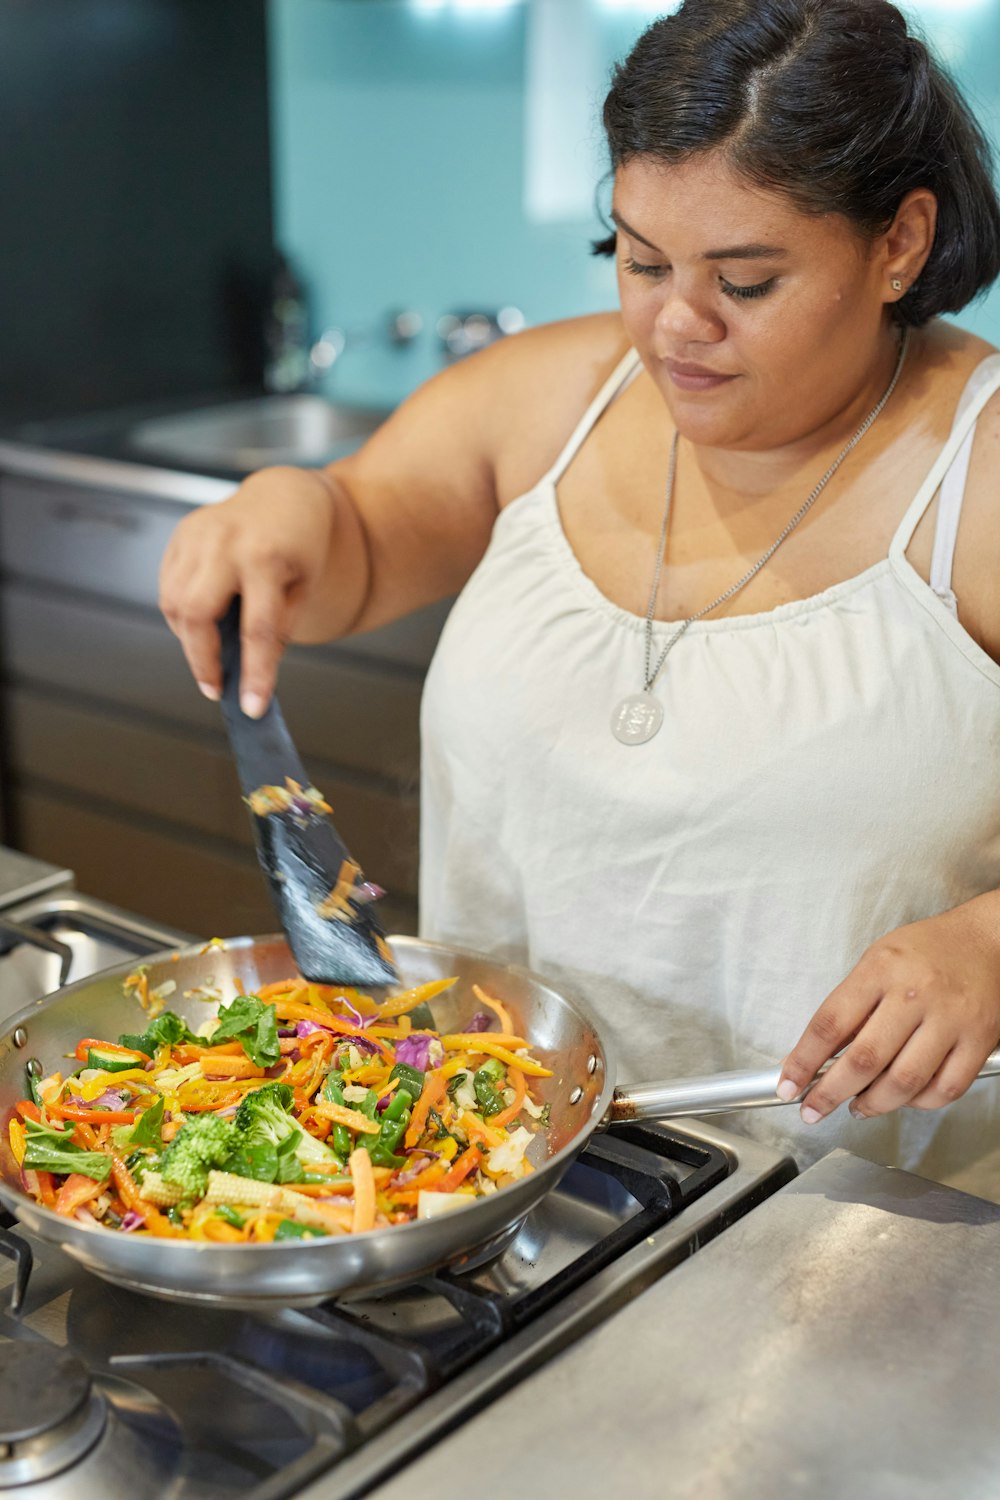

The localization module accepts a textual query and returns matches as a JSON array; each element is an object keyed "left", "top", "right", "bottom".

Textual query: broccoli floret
[
  {"left": 22, "top": 1118, "right": 111, "bottom": 1183},
  {"left": 235, "top": 1083, "right": 339, "bottom": 1169},
  {"left": 160, "top": 1115, "right": 239, "bottom": 1201}
]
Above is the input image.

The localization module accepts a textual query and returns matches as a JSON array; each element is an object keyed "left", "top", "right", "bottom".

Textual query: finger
[
  {"left": 906, "top": 1040, "right": 992, "bottom": 1112},
  {"left": 846, "top": 1024, "right": 954, "bottom": 1119},
  {"left": 238, "top": 578, "right": 295, "bottom": 717},
  {"left": 161, "top": 560, "right": 238, "bottom": 702},
  {"left": 776, "top": 978, "right": 882, "bottom": 1104},
  {"left": 797, "top": 1004, "right": 921, "bottom": 1122}
]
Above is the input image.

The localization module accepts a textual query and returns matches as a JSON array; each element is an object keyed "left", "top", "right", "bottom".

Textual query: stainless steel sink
[{"left": 126, "top": 393, "right": 390, "bottom": 472}]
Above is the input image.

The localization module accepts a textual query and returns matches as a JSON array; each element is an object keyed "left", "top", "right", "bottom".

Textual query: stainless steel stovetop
[{"left": 0, "top": 875, "right": 796, "bottom": 1500}]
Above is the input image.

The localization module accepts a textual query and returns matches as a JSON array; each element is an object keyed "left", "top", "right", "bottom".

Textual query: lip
[{"left": 664, "top": 359, "right": 737, "bottom": 392}]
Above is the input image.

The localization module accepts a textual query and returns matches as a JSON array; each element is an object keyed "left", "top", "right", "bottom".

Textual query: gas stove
[{"left": 0, "top": 866, "right": 796, "bottom": 1499}]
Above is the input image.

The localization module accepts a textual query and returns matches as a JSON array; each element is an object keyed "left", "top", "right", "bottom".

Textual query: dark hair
[{"left": 596, "top": 0, "right": 1000, "bottom": 326}]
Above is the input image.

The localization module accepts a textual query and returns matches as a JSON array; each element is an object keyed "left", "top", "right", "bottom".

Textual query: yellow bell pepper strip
[
  {"left": 7, "top": 1118, "right": 26, "bottom": 1167},
  {"left": 471, "top": 984, "right": 514, "bottom": 1035},
  {"left": 79, "top": 1069, "right": 153, "bottom": 1102},
  {"left": 374, "top": 978, "right": 457, "bottom": 1021},
  {"left": 442, "top": 1038, "right": 553, "bottom": 1078},
  {"left": 349, "top": 1147, "right": 376, "bottom": 1233}
]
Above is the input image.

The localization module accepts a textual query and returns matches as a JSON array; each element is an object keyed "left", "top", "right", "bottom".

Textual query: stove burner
[
  {"left": 0, "top": 1349, "right": 184, "bottom": 1497},
  {"left": 0, "top": 1346, "right": 106, "bottom": 1487}
]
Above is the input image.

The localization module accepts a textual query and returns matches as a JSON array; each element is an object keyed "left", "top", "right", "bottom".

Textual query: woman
[{"left": 161, "top": 0, "right": 1000, "bottom": 1180}]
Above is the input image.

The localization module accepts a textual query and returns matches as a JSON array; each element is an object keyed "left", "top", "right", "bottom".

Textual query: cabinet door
[{"left": 0, "top": 474, "right": 452, "bottom": 667}]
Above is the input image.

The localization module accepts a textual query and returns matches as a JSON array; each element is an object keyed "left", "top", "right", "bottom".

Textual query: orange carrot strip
[
  {"left": 489, "top": 1067, "right": 527, "bottom": 1129},
  {"left": 271, "top": 1000, "right": 395, "bottom": 1061},
  {"left": 174, "top": 1041, "right": 245, "bottom": 1062},
  {"left": 110, "top": 1154, "right": 175, "bottom": 1237},
  {"left": 430, "top": 1145, "right": 484, "bottom": 1195},
  {"left": 471, "top": 984, "right": 513, "bottom": 1035},
  {"left": 349, "top": 1148, "right": 376, "bottom": 1233},
  {"left": 312, "top": 1101, "right": 380, "bottom": 1135},
  {"left": 256, "top": 980, "right": 302, "bottom": 1000},
  {"left": 441, "top": 1038, "right": 553, "bottom": 1078},
  {"left": 198, "top": 1055, "right": 267, "bottom": 1079},
  {"left": 404, "top": 1070, "right": 451, "bottom": 1149}
]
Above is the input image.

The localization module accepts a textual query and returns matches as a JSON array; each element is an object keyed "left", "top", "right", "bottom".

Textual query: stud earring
[{"left": 891, "top": 278, "right": 904, "bottom": 293}]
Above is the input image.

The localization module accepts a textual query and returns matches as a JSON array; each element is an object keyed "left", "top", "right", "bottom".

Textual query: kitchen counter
[
  {"left": 363, "top": 1150, "right": 1000, "bottom": 1500},
  {"left": 0, "top": 433, "right": 234, "bottom": 506}
]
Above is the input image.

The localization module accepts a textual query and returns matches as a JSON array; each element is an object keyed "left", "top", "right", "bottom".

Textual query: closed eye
[
  {"left": 720, "top": 277, "right": 775, "bottom": 300},
  {"left": 624, "top": 257, "right": 665, "bottom": 279}
]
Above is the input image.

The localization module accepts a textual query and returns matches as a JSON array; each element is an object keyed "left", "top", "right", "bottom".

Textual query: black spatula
[{"left": 218, "top": 600, "right": 398, "bottom": 987}]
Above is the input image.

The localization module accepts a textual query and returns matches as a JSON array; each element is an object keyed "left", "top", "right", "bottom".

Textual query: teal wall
[{"left": 268, "top": 0, "right": 1000, "bottom": 409}]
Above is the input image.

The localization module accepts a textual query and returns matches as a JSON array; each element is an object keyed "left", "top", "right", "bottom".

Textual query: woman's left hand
[{"left": 777, "top": 894, "right": 1000, "bottom": 1124}]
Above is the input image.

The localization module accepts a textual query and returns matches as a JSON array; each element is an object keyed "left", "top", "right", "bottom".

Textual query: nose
[{"left": 653, "top": 282, "right": 725, "bottom": 349}]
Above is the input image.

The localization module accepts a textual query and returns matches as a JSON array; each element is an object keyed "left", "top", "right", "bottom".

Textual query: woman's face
[{"left": 614, "top": 151, "right": 896, "bottom": 451}]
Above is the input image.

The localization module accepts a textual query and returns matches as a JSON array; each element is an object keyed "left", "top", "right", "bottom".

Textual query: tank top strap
[
  {"left": 544, "top": 347, "right": 643, "bottom": 487},
  {"left": 889, "top": 354, "right": 1000, "bottom": 562}
]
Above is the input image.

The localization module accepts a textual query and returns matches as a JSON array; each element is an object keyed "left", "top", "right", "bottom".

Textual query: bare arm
[{"left": 159, "top": 313, "right": 628, "bottom": 713}]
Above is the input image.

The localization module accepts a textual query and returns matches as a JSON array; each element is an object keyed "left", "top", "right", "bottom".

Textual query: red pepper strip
[
  {"left": 35, "top": 1170, "right": 57, "bottom": 1210},
  {"left": 55, "top": 1173, "right": 106, "bottom": 1217},
  {"left": 14, "top": 1100, "right": 41, "bottom": 1124},
  {"left": 75, "top": 1037, "right": 151, "bottom": 1062},
  {"left": 49, "top": 1103, "right": 139, "bottom": 1125}
]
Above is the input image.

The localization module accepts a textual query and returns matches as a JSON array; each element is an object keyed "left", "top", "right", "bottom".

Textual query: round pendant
[{"left": 611, "top": 692, "right": 663, "bottom": 745}]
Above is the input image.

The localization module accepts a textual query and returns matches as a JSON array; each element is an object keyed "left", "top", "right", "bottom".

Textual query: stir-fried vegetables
[{"left": 8, "top": 973, "right": 553, "bottom": 1241}]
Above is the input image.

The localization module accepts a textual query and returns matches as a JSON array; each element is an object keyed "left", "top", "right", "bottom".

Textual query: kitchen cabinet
[{"left": 0, "top": 467, "right": 450, "bottom": 939}]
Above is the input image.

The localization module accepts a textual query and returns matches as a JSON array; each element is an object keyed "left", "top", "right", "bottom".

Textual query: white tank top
[{"left": 419, "top": 347, "right": 1000, "bottom": 1178}]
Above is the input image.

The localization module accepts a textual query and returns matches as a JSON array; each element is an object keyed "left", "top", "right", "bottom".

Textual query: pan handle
[{"left": 607, "top": 1047, "right": 1000, "bottom": 1123}]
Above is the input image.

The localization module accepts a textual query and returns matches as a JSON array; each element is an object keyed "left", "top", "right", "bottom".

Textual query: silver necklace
[{"left": 611, "top": 330, "right": 911, "bottom": 745}]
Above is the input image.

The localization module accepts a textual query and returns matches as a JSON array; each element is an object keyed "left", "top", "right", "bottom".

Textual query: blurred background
[{"left": 0, "top": 0, "right": 998, "bottom": 940}]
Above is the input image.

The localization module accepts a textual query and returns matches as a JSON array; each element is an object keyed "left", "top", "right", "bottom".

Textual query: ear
[{"left": 879, "top": 188, "right": 937, "bottom": 304}]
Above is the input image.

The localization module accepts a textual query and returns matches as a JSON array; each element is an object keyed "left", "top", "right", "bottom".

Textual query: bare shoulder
[
  {"left": 472, "top": 312, "right": 633, "bottom": 504},
  {"left": 929, "top": 321, "right": 1000, "bottom": 660}
]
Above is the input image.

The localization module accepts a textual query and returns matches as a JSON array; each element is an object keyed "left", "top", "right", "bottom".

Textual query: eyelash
[{"left": 623, "top": 257, "right": 776, "bottom": 301}]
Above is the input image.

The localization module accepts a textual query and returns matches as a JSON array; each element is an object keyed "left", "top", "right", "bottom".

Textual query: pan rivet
[
  {"left": 12, "top": 1027, "right": 28, "bottom": 1049},
  {"left": 587, "top": 1055, "right": 598, "bottom": 1075},
  {"left": 569, "top": 1085, "right": 584, "bottom": 1105},
  {"left": 26, "top": 1057, "right": 43, "bottom": 1077}
]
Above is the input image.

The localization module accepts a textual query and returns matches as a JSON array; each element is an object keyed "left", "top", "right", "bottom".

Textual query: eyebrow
[{"left": 609, "top": 209, "right": 789, "bottom": 261}]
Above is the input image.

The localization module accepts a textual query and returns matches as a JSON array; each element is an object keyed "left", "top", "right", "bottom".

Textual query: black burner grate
[{"left": 0, "top": 1124, "right": 735, "bottom": 1500}]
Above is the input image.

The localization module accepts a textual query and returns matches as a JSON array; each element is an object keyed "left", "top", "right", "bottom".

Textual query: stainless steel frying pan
[{"left": 3, "top": 934, "right": 999, "bottom": 1309}]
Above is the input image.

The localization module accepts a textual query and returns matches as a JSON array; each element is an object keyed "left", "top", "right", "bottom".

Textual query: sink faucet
[{"left": 309, "top": 309, "right": 424, "bottom": 379}]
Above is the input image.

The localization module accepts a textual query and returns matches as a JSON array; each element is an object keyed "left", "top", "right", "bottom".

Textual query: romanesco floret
[
  {"left": 159, "top": 1114, "right": 239, "bottom": 1200},
  {"left": 235, "top": 1083, "right": 339, "bottom": 1168}
]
